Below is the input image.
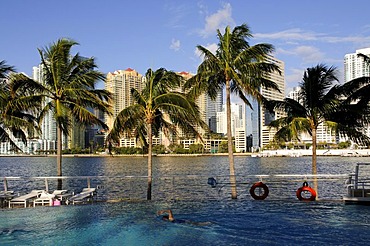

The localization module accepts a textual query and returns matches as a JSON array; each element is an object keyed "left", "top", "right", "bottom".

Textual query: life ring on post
[
  {"left": 296, "top": 181, "right": 316, "bottom": 201},
  {"left": 249, "top": 182, "right": 269, "bottom": 200}
]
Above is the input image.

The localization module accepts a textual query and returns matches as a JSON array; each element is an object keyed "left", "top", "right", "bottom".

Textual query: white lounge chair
[
  {"left": 52, "top": 190, "right": 68, "bottom": 196},
  {"left": 0, "top": 191, "right": 14, "bottom": 208},
  {"left": 8, "top": 190, "right": 43, "bottom": 208},
  {"left": 67, "top": 188, "right": 96, "bottom": 205},
  {"left": 33, "top": 191, "right": 56, "bottom": 207}
]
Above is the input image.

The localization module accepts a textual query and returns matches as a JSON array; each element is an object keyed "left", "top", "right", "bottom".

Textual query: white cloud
[
  {"left": 199, "top": 3, "right": 235, "bottom": 38},
  {"left": 204, "top": 43, "right": 218, "bottom": 54},
  {"left": 255, "top": 28, "right": 320, "bottom": 41},
  {"left": 293, "top": 46, "right": 324, "bottom": 63},
  {"left": 170, "top": 39, "right": 181, "bottom": 51},
  {"left": 194, "top": 43, "right": 218, "bottom": 59},
  {"left": 276, "top": 46, "right": 324, "bottom": 64},
  {"left": 163, "top": 3, "right": 191, "bottom": 29},
  {"left": 255, "top": 28, "right": 370, "bottom": 45},
  {"left": 286, "top": 68, "right": 304, "bottom": 86}
]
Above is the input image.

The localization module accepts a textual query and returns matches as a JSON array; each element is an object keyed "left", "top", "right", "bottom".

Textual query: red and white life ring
[
  {"left": 249, "top": 182, "right": 269, "bottom": 200},
  {"left": 296, "top": 182, "right": 316, "bottom": 201}
]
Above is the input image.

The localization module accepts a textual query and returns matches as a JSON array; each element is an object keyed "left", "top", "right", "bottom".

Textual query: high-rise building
[
  {"left": 178, "top": 71, "right": 207, "bottom": 137},
  {"left": 217, "top": 103, "right": 247, "bottom": 152},
  {"left": 344, "top": 48, "right": 370, "bottom": 141},
  {"left": 105, "top": 68, "right": 144, "bottom": 147},
  {"left": 344, "top": 48, "right": 370, "bottom": 82},
  {"left": 85, "top": 108, "right": 106, "bottom": 151},
  {"left": 249, "top": 56, "right": 285, "bottom": 150},
  {"left": 177, "top": 71, "right": 224, "bottom": 135},
  {"left": 206, "top": 92, "right": 223, "bottom": 133},
  {"left": 287, "top": 87, "right": 302, "bottom": 103},
  {"left": 33, "top": 65, "right": 58, "bottom": 152}
]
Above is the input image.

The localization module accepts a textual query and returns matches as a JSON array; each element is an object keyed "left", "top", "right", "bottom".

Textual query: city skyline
[{"left": 1, "top": 1, "right": 370, "bottom": 95}]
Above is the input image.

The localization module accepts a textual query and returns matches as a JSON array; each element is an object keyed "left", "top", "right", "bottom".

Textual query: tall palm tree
[
  {"left": 184, "top": 24, "right": 280, "bottom": 199},
  {"left": 0, "top": 71, "right": 42, "bottom": 152},
  {"left": 107, "top": 68, "right": 207, "bottom": 200},
  {"left": 268, "top": 64, "right": 342, "bottom": 197},
  {"left": 36, "top": 38, "right": 112, "bottom": 181}
]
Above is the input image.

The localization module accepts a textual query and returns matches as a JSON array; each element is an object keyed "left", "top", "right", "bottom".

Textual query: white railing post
[
  {"left": 44, "top": 178, "right": 49, "bottom": 192},
  {"left": 3, "top": 177, "right": 8, "bottom": 192}
]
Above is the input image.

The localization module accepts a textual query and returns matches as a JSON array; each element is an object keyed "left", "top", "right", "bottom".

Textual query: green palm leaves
[
  {"left": 38, "top": 39, "right": 111, "bottom": 135},
  {"left": 268, "top": 63, "right": 370, "bottom": 198},
  {"left": 269, "top": 64, "right": 339, "bottom": 141},
  {"left": 0, "top": 60, "right": 15, "bottom": 79},
  {"left": 0, "top": 70, "right": 41, "bottom": 151},
  {"left": 186, "top": 24, "right": 280, "bottom": 199},
  {"left": 107, "top": 68, "right": 206, "bottom": 200},
  {"left": 37, "top": 38, "right": 112, "bottom": 176}
]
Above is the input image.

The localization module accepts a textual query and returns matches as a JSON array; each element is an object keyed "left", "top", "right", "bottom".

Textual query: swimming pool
[
  {"left": 1, "top": 199, "right": 370, "bottom": 245},
  {"left": 2, "top": 156, "right": 370, "bottom": 245}
]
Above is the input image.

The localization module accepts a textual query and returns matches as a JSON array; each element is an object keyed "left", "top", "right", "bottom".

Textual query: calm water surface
[{"left": 1, "top": 156, "right": 370, "bottom": 245}]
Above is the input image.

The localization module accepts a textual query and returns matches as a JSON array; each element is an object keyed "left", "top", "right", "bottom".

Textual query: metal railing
[{"left": 1, "top": 174, "right": 351, "bottom": 202}]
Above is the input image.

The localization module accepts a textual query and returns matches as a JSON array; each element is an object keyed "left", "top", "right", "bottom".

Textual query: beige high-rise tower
[
  {"left": 105, "top": 68, "right": 144, "bottom": 146},
  {"left": 178, "top": 71, "right": 207, "bottom": 137}
]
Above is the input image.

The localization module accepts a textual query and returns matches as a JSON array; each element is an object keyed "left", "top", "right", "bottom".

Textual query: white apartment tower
[
  {"left": 247, "top": 56, "right": 285, "bottom": 151},
  {"left": 33, "top": 65, "right": 58, "bottom": 151},
  {"left": 217, "top": 103, "right": 247, "bottom": 152},
  {"left": 105, "top": 68, "right": 144, "bottom": 147},
  {"left": 344, "top": 48, "right": 370, "bottom": 82},
  {"left": 287, "top": 87, "right": 302, "bottom": 103},
  {"left": 344, "top": 48, "right": 370, "bottom": 140},
  {"left": 259, "top": 56, "right": 285, "bottom": 149}
]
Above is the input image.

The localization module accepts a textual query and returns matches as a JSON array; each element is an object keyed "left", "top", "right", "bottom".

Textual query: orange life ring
[
  {"left": 296, "top": 182, "right": 316, "bottom": 201},
  {"left": 250, "top": 182, "right": 269, "bottom": 200}
]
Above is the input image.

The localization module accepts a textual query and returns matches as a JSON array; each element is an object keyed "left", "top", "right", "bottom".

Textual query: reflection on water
[{"left": 0, "top": 156, "right": 366, "bottom": 201}]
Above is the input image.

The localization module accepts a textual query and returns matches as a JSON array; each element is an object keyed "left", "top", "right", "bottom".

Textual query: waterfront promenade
[{"left": 1, "top": 148, "right": 369, "bottom": 158}]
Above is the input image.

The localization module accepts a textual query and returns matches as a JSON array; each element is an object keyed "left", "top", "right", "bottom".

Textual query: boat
[{"left": 343, "top": 162, "right": 370, "bottom": 205}]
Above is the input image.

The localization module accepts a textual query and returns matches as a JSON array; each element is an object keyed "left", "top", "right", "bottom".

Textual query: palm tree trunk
[
  {"left": 226, "top": 80, "right": 237, "bottom": 199},
  {"left": 312, "top": 127, "right": 318, "bottom": 199},
  {"left": 147, "top": 122, "right": 153, "bottom": 200},
  {"left": 57, "top": 125, "right": 63, "bottom": 190}
]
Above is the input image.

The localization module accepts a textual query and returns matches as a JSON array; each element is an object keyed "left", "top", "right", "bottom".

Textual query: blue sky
[{"left": 1, "top": 0, "right": 370, "bottom": 93}]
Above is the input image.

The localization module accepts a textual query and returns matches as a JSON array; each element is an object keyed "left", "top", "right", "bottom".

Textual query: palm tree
[
  {"left": 328, "top": 54, "right": 370, "bottom": 146},
  {"left": 107, "top": 68, "right": 206, "bottom": 200},
  {"left": 268, "top": 63, "right": 370, "bottom": 198},
  {"left": 184, "top": 24, "right": 280, "bottom": 199},
  {"left": 36, "top": 38, "right": 112, "bottom": 182},
  {"left": 268, "top": 64, "right": 343, "bottom": 198},
  {"left": 0, "top": 71, "right": 41, "bottom": 152}
]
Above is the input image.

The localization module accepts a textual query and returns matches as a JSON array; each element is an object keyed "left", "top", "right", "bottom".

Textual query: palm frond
[{"left": 0, "top": 60, "right": 15, "bottom": 79}]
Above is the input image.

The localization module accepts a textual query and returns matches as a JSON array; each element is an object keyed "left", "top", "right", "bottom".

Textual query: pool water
[
  {"left": 2, "top": 156, "right": 370, "bottom": 245},
  {"left": 1, "top": 199, "right": 370, "bottom": 245}
]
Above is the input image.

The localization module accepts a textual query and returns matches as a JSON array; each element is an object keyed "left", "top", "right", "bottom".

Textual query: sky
[{"left": 1, "top": 0, "right": 370, "bottom": 94}]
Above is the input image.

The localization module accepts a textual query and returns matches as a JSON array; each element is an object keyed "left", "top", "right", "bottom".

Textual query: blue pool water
[
  {"left": 1, "top": 156, "right": 370, "bottom": 245},
  {"left": 1, "top": 199, "right": 370, "bottom": 245}
]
